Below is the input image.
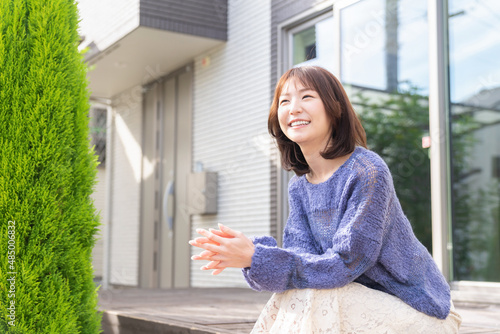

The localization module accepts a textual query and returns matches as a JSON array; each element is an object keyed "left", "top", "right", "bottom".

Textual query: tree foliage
[{"left": 0, "top": 0, "right": 101, "bottom": 332}]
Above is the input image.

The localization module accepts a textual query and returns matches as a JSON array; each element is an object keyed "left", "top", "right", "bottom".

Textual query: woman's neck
[{"left": 301, "top": 146, "right": 353, "bottom": 184}]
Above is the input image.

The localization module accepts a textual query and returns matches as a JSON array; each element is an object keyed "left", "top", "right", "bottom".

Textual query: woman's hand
[
  {"left": 192, "top": 250, "right": 225, "bottom": 275},
  {"left": 190, "top": 227, "right": 233, "bottom": 275},
  {"left": 189, "top": 224, "right": 255, "bottom": 273}
]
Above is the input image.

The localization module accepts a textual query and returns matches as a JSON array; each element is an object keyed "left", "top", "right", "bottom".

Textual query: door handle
[{"left": 163, "top": 180, "right": 174, "bottom": 231}]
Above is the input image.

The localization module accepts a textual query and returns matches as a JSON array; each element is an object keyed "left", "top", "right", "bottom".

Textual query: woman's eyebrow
[{"left": 280, "top": 88, "right": 315, "bottom": 96}]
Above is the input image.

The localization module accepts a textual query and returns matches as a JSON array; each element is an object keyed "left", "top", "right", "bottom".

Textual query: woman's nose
[{"left": 289, "top": 99, "right": 302, "bottom": 114}]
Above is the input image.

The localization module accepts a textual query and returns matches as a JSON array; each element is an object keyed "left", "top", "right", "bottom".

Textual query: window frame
[
  {"left": 277, "top": 4, "right": 334, "bottom": 78},
  {"left": 286, "top": 11, "right": 334, "bottom": 69}
]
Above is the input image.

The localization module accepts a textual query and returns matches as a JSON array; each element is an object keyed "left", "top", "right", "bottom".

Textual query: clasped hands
[{"left": 189, "top": 224, "right": 255, "bottom": 275}]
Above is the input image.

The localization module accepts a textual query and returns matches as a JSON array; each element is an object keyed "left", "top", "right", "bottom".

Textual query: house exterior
[{"left": 78, "top": 0, "right": 500, "bottom": 302}]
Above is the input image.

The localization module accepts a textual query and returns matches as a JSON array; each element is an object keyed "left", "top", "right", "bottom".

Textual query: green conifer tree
[{"left": 0, "top": 0, "right": 101, "bottom": 332}]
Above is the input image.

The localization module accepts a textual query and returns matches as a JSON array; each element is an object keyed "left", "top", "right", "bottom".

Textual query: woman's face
[{"left": 277, "top": 78, "right": 332, "bottom": 151}]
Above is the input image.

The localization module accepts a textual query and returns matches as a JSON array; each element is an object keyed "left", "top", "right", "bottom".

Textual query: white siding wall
[
  {"left": 77, "top": 0, "right": 140, "bottom": 52},
  {"left": 109, "top": 86, "right": 143, "bottom": 286},
  {"left": 191, "top": 0, "right": 272, "bottom": 287}
]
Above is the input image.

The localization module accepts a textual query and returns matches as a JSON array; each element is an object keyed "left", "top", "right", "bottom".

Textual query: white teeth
[{"left": 290, "top": 121, "right": 310, "bottom": 127}]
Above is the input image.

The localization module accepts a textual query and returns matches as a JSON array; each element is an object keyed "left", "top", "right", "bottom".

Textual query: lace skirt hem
[{"left": 251, "top": 282, "right": 462, "bottom": 334}]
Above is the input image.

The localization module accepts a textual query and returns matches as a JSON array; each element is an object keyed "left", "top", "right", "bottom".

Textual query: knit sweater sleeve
[
  {"left": 241, "top": 176, "right": 322, "bottom": 290},
  {"left": 242, "top": 176, "right": 319, "bottom": 291},
  {"left": 243, "top": 164, "right": 393, "bottom": 292}
]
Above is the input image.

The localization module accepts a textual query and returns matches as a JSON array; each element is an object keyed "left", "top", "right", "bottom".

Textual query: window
[
  {"left": 286, "top": 12, "right": 335, "bottom": 73},
  {"left": 90, "top": 107, "right": 107, "bottom": 167},
  {"left": 279, "top": 0, "right": 500, "bottom": 287},
  {"left": 449, "top": 0, "right": 500, "bottom": 282},
  {"left": 337, "top": 0, "right": 432, "bottom": 252},
  {"left": 282, "top": 2, "right": 433, "bottom": 252}
]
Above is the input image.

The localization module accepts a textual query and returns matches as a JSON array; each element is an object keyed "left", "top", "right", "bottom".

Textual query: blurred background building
[{"left": 78, "top": 0, "right": 500, "bottom": 303}]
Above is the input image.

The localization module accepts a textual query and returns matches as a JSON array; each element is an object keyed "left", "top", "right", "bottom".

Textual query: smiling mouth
[{"left": 290, "top": 120, "right": 311, "bottom": 127}]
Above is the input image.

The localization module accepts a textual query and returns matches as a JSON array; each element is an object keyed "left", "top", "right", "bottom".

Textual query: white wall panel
[
  {"left": 91, "top": 168, "right": 107, "bottom": 278},
  {"left": 108, "top": 86, "right": 143, "bottom": 286},
  {"left": 191, "top": 0, "right": 272, "bottom": 287}
]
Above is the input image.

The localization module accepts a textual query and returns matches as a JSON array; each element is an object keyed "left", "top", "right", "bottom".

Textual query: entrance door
[{"left": 140, "top": 67, "right": 192, "bottom": 288}]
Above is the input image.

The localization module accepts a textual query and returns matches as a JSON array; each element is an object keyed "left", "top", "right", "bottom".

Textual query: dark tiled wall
[{"left": 140, "top": 0, "right": 227, "bottom": 40}]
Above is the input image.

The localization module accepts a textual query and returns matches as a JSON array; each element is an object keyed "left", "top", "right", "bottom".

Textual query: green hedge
[{"left": 0, "top": 0, "right": 101, "bottom": 333}]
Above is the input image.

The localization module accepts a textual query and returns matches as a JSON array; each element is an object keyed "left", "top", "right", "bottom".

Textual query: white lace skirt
[{"left": 251, "top": 283, "right": 462, "bottom": 334}]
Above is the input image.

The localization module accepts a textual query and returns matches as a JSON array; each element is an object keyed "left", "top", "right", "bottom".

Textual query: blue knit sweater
[{"left": 242, "top": 146, "right": 451, "bottom": 319}]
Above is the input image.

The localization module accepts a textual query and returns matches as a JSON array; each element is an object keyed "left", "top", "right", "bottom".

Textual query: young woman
[{"left": 189, "top": 66, "right": 462, "bottom": 333}]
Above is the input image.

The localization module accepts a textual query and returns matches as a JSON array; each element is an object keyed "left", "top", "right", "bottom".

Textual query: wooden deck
[{"left": 99, "top": 288, "right": 500, "bottom": 333}]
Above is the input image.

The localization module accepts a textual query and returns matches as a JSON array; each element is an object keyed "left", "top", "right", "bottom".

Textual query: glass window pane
[
  {"left": 340, "top": 0, "right": 386, "bottom": 90},
  {"left": 449, "top": 0, "right": 500, "bottom": 282},
  {"left": 340, "top": 0, "right": 432, "bottom": 251},
  {"left": 340, "top": 0, "right": 428, "bottom": 94},
  {"left": 291, "top": 16, "right": 335, "bottom": 72},
  {"left": 293, "top": 26, "right": 316, "bottom": 64},
  {"left": 90, "top": 107, "right": 107, "bottom": 167},
  {"left": 398, "top": 2, "right": 429, "bottom": 93}
]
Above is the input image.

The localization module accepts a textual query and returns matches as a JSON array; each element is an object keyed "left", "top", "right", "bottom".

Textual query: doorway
[{"left": 140, "top": 66, "right": 192, "bottom": 288}]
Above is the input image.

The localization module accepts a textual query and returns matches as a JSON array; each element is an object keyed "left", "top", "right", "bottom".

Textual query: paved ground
[{"left": 98, "top": 288, "right": 500, "bottom": 333}]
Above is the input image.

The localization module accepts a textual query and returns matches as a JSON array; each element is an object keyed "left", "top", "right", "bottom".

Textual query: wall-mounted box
[{"left": 187, "top": 172, "right": 218, "bottom": 215}]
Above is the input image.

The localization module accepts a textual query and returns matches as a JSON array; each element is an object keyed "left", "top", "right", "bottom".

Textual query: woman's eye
[
  {"left": 303, "top": 95, "right": 313, "bottom": 99},
  {"left": 279, "top": 99, "right": 289, "bottom": 105}
]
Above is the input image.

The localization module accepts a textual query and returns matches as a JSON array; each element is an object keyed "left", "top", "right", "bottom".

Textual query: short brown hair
[{"left": 268, "top": 66, "right": 367, "bottom": 176}]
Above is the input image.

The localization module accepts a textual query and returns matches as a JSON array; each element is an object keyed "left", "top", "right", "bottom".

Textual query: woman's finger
[
  {"left": 218, "top": 223, "right": 240, "bottom": 237},
  {"left": 188, "top": 240, "right": 200, "bottom": 248},
  {"left": 193, "top": 237, "right": 220, "bottom": 246},
  {"left": 189, "top": 240, "right": 218, "bottom": 252},
  {"left": 201, "top": 260, "right": 220, "bottom": 270},
  {"left": 191, "top": 250, "right": 217, "bottom": 261},
  {"left": 208, "top": 253, "right": 223, "bottom": 261},
  {"left": 188, "top": 239, "right": 206, "bottom": 248},
  {"left": 188, "top": 238, "right": 207, "bottom": 246},
  {"left": 194, "top": 241, "right": 219, "bottom": 253},
  {"left": 199, "top": 250, "right": 216, "bottom": 257},
  {"left": 210, "top": 228, "right": 234, "bottom": 238},
  {"left": 189, "top": 240, "right": 213, "bottom": 253},
  {"left": 212, "top": 268, "right": 225, "bottom": 275},
  {"left": 196, "top": 229, "right": 225, "bottom": 245}
]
